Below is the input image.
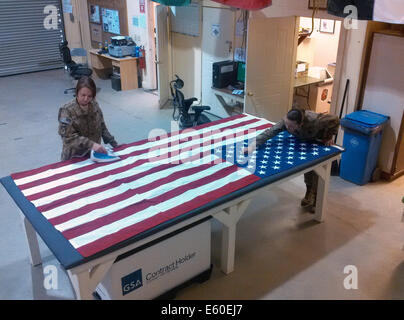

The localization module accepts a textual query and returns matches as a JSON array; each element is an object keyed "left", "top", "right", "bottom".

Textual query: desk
[
  {"left": 294, "top": 76, "right": 325, "bottom": 110},
  {"left": 294, "top": 76, "right": 323, "bottom": 88},
  {"left": 212, "top": 87, "right": 244, "bottom": 115},
  {"left": 89, "top": 49, "right": 138, "bottom": 91},
  {"left": 1, "top": 113, "right": 342, "bottom": 299}
]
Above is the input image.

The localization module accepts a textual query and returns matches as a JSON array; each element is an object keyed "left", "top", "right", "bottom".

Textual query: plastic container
[{"left": 340, "top": 110, "right": 389, "bottom": 185}]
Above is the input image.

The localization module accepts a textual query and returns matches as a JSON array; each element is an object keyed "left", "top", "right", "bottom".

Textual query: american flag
[{"left": 9, "top": 114, "right": 338, "bottom": 258}]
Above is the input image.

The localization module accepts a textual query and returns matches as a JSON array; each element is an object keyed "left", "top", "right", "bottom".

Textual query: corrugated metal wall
[{"left": 0, "top": 0, "right": 65, "bottom": 76}]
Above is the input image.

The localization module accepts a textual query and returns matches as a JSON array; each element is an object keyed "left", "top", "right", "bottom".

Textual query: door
[
  {"left": 363, "top": 33, "right": 404, "bottom": 174},
  {"left": 0, "top": 0, "right": 64, "bottom": 76},
  {"left": 155, "top": 4, "right": 170, "bottom": 108},
  {"left": 244, "top": 17, "right": 299, "bottom": 122},
  {"left": 394, "top": 112, "right": 404, "bottom": 174},
  {"left": 201, "top": 7, "right": 235, "bottom": 118}
]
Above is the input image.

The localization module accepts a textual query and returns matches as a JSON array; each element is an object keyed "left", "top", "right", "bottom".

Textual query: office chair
[
  {"left": 170, "top": 75, "right": 211, "bottom": 129},
  {"left": 59, "top": 41, "right": 93, "bottom": 95}
]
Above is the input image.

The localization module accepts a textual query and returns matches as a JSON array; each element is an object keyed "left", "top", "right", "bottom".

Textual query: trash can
[
  {"left": 111, "top": 74, "right": 121, "bottom": 91},
  {"left": 340, "top": 110, "right": 389, "bottom": 185}
]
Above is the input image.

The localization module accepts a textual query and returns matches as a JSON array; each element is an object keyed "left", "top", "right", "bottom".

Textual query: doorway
[{"left": 294, "top": 17, "right": 342, "bottom": 114}]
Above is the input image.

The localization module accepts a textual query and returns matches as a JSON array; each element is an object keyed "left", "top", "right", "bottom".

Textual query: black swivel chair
[
  {"left": 59, "top": 41, "right": 93, "bottom": 95},
  {"left": 170, "top": 75, "right": 211, "bottom": 129}
]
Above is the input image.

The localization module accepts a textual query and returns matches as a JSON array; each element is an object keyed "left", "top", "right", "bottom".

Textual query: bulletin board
[
  {"left": 170, "top": 3, "right": 200, "bottom": 37},
  {"left": 87, "top": 0, "right": 129, "bottom": 47}
]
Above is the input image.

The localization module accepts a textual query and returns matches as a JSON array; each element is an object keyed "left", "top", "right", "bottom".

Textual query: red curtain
[{"left": 211, "top": 0, "right": 272, "bottom": 10}]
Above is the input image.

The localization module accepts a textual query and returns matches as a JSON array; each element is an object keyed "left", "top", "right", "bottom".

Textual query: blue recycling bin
[{"left": 340, "top": 110, "right": 389, "bottom": 185}]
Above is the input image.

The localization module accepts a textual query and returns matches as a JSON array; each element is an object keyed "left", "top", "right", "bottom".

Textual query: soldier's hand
[
  {"left": 243, "top": 143, "right": 256, "bottom": 155},
  {"left": 323, "top": 139, "right": 333, "bottom": 147},
  {"left": 92, "top": 143, "right": 108, "bottom": 154}
]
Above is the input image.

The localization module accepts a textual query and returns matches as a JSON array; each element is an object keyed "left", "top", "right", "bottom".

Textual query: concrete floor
[{"left": 0, "top": 69, "right": 403, "bottom": 300}]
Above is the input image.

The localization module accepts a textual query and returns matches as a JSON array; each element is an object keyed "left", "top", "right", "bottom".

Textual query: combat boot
[{"left": 301, "top": 189, "right": 316, "bottom": 208}]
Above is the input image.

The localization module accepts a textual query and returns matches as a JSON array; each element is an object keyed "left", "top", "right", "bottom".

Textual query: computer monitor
[{"left": 101, "top": 8, "right": 120, "bottom": 35}]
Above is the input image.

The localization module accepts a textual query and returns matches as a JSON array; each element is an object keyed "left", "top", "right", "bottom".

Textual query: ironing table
[{"left": 1, "top": 113, "right": 343, "bottom": 299}]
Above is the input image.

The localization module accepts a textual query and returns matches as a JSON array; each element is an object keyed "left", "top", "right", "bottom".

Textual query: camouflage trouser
[{"left": 304, "top": 171, "right": 318, "bottom": 193}]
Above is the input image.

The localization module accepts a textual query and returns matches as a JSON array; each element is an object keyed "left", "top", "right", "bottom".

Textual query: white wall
[
  {"left": 297, "top": 18, "right": 341, "bottom": 69},
  {"left": 126, "top": 0, "right": 157, "bottom": 89}
]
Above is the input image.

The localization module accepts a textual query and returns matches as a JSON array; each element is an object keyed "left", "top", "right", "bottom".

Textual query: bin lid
[{"left": 344, "top": 110, "right": 389, "bottom": 127}]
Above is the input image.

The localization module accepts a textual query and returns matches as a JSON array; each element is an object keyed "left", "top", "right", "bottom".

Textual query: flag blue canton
[{"left": 214, "top": 131, "right": 338, "bottom": 178}]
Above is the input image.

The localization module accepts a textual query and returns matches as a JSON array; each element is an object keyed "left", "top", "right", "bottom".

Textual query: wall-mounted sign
[{"left": 139, "top": 0, "right": 145, "bottom": 14}]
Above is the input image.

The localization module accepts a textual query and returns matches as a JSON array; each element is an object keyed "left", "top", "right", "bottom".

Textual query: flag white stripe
[
  {"left": 40, "top": 121, "right": 264, "bottom": 216},
  {"left": 69, "top": 168, "right": 251, "bottom": 249},
  {"left": 22, "top": 119, "right": 269, "bottom": 197},
  {"left": 55, "top": 157, "right": 231, "bottom": 232},
  {"left": 114, "top": 114, "right": 267, "bottom": 157},
  {"left": 40, "top": 154, "right": 219, "bottom": 218},
  {"left": 31, "top": 156, "right": 198, "bottom": 207},
  {"left": 14, "top": 114, "right": 263, "bottom": 185}
]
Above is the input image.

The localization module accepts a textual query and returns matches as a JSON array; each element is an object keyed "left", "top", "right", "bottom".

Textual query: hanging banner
[
  {"left": 327, "top": 0, "right": 404, "bottom": 24},
  {"left": 211, "top": 0, "right": 272, "bottom": 10}
]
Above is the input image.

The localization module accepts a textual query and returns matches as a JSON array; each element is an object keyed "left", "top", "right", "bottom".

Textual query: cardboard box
[{"left": 295, "top": 61, "right": 309, "bottom": 78}]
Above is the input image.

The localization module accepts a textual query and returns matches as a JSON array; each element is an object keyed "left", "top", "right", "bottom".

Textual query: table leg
[
  {"left": 20, "top": 214, "right": 42, "bottom": 266},
  {"left": 313, "top": 161, "right": 332, "bottom": 222},
  {"left": 213, "top": 199, "right": 251, "bottom": 274},
  {"left": 67, "top": 259, "right": 114, "bottom": 300}
]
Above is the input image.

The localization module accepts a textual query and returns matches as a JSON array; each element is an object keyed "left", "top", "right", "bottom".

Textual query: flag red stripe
[
  {"left": 22, "top": 120, "right": 270, "bottom": 198},
  {"left": 49, "top": 162, "right": 218, "bottom": 227},
  {"left": 42, "top": 151, "right": 221, "bottom": 216},
  {"left": 10, "top": 157, "right": 85, "bottom": 181},
  {"left": 62, "top": 164, "right": 241, "bottom": 240},
  {"left": 11, "top": 114, "right": 249, "bottom": 181},
  {"left": 18, "top": 116, "right": 264, "bottom": 191},
  {"left": 76, "top": 174, "right": 259, "bottom": 257},
  {"left": 112, "top": 113, "right": 249, "bottom": 153}
]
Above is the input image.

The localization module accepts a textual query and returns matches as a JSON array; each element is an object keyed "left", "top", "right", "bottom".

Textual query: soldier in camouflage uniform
[
  {"left": 58, "top": 77, "right": 118, "bottom": 161},
  {"left": 245, "top": 108, "right": 340, "bottom": 212}
]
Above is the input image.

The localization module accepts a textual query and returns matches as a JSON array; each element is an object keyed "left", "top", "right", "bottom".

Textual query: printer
[
  {"left": 212, "top": 60, "right": 238, "bottom": 88},
  {"left": 108, "top": 36, "right": 136, "bottom": 58}
]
